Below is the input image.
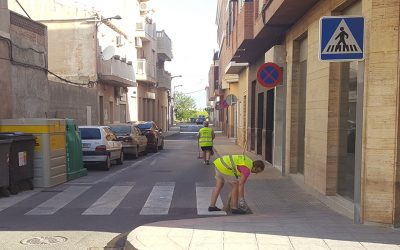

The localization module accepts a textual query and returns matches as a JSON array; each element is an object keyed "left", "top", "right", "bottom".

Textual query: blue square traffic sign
[{"left": 319, "top": 16, "right": 364, "bottom": 62}]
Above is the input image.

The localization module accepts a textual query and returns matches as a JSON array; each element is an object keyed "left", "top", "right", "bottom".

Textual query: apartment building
[
  {"left": 133, "top": 0, "right": 173, "bottom": 131},
  {"left": 8, "top": 0, "right": 136, "bottom": 125},
  {"left": 212, "top": 0, "right": 400, "bottom": 227},
  {"left": 207, "top": 51, "right": 220, "bottom": 125}
]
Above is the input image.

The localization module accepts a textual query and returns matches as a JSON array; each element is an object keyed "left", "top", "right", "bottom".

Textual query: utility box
[
  {"left": 0, "top": 119, "right": 67, "bottom": 188},
  {"left": 0, "top": 139, "right": 11, "bottom": 197},
  {"left": 0, "top": 133, "right": 35, "bottom": 194},
  {"left": 65, "top": 119, "right": 87, "bottom": 181}
]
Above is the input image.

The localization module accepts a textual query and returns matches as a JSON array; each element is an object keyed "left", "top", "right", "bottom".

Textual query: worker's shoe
[
  {"left": 205, "top": 160, "right": 210, "bottom": 165},
  {"left": 208, "top": 206, "right": 222, "bottom": 212},
  {"left": 231, "top": 208, "right": 246, "bottom": 214}
]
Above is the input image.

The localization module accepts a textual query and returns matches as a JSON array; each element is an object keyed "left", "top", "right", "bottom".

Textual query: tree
[{"left": 174, "top": 92, "right": 197, "bottom": 121}]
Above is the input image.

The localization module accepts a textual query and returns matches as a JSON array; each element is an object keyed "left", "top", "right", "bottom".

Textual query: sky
[
  {"left": 152, "top": 0, "right": 218, "bottom": 109},
  {"left": 63, "top": 0, "right": 218, "bottom": 109}
]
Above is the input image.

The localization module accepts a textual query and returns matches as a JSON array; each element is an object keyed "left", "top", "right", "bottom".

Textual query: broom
[{"left": 197, "top": 139, "right": 203, "bottom": 159}]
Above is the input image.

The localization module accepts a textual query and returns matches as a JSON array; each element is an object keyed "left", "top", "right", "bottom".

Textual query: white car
[{"left": 78, "top": 126, "right": 123, "bottom": 170}]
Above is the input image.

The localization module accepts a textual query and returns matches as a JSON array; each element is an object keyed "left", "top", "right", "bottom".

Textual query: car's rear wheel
[
  {"left": 133, "top": 146, "right": 139, "bottom": 159},
  {"left": 116, "top": 151, "right": 124, "bottom": 165},
  {"left": 103, "top": 155, "right": 111, "bottom": 171},
  {"left": 158, "top": 139, "right": 164, "bottom": 150},
  {"left": 153, "top": 141, "right": 159, "bottom": 153}
]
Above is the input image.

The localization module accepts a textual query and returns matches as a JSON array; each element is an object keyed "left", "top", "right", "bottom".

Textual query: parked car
[
  {"left": 134, "top": 121, "right": 164, "bottom": 152},
  {"left": 78, "top": 126, "right": 123, "bottom": 170},
  {"left": 196, "top": 115, "right": 206, "bottom": 125},
  {"left": 108, "top": 123, "right": 148, "bottom": 159}
]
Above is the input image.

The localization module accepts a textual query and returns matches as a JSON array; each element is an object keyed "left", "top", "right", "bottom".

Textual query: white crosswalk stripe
[
  {"left": 0, "top": 189, "right": 41, "bottom": 212},
  {"left": 140, "top": 182, "right": 175, "bottom": 215},
  {"left": 196, "top": 186, "right": 226, "bottom": 215},
  {"left": 82, "top": 185, "right": 134, "bottom": 215},
  {"left": 25, "top": 186, "right": 90, "bottom": 215},
  {"left": 0, "top": 183, "right": 228, "bottom": 217}
]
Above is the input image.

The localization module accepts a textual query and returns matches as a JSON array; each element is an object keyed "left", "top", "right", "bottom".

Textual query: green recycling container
[{"left": 65, "top": 119, "right": 87, "bottom": 181}]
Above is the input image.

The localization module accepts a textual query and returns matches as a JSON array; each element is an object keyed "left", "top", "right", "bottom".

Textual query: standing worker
[
  {"left": 197, "top": 121, "right": 215, "bottom": 165},
  {"left": 208, "top": 155, "right": 265, "bottom": 214}
]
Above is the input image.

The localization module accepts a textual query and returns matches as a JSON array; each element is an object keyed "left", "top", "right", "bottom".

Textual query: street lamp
[
  {"left": 171, "top": 84, "right": 183, "bottom": 126},
  {"left": 168, "top": 75, "right": 182, "bottom": 128}
]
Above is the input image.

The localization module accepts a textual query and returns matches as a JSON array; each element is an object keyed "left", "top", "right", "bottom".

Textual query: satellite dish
[
  {"left": 226, "top": 94, "right": 238, "bottom": 105},
  {"left": 102, "top": 46, "right": 115, "bottom": 61}
]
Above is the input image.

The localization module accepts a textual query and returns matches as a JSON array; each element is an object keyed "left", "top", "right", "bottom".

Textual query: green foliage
[
  {"left": 196, "top": 110, "right": 208, "bottom": 118},
  {"left": 174, "top": 92, "right": 197, "bottom": 121}
]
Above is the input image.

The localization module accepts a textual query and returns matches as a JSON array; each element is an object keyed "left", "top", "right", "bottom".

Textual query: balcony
[
  {"left": 236, "top": 0, "right": 319, "bottom": 63},
  {"left": 230, "top": 1, "right": 254, "bottom": 63},
  {"left": 157, "top": 30, "right": 173, "bottom": 61},
  {"left": 134, "top": 59, "right": 156, "bottom": 83},
  {"left": 157, "top": 68, "right": 171, "bottom": 90},
  {"left": 98, "top": 57, "right": 136, "bottom": 87},
  {"left": 136, "top": 19, "right": 156, "bottom": 42}
]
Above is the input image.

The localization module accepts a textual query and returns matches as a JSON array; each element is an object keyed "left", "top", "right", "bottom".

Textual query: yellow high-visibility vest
[
  {"left": 199, "top": 127, "right": 213, "bottom": 147},
  {"left": 214, "top": 155, "right": 252, "bottom": 178}
]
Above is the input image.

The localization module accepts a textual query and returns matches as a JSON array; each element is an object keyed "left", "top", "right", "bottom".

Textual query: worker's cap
[{"left": 203, "top": 121, "right": 209, "bottom": 126}]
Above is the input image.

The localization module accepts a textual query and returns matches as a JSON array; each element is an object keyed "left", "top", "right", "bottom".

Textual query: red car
[{"left": 133, "top": 121, "right": 164, "bottom": 153}]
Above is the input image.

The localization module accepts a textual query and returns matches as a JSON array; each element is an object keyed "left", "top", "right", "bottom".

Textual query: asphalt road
[{"left": 0, "top": 124, "right": 223, "bottom": 249}]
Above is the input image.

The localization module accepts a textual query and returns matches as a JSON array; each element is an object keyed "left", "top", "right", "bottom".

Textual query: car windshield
[
  {"left": 109, "top": 125, "right": 131, "bottom": 135},
  {"left": 136, "top": 123, "right": 152, "bottom": 130},
  {"left": 79, "top": 128, "right": 101, "bottom": 140}
]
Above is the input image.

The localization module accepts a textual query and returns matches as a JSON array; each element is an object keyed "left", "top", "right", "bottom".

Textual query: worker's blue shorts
[{"left": 201, "top": 146, "right": 213, "bottom": 151}]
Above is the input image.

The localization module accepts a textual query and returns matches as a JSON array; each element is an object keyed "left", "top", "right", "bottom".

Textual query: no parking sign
[{"left": 257, "top": 63, "right": 283, "bottom": 88}]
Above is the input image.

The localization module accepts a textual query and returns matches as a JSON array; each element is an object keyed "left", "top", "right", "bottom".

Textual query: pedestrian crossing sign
[{"left": 319, "top": 16, "right": 364, "bottom": 62}]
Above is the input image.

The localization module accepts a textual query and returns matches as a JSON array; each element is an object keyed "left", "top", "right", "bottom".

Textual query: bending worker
[
  {"left": 208, "top": 155, "right": 265, "bottom": 214},
  {"left": 197, "top": 121, "right": 215, "bottom": 165}
]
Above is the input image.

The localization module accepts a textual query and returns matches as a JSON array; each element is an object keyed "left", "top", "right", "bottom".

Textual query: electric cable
[{"left": 0, "top": 36, "right": 95, "bottom": 87}]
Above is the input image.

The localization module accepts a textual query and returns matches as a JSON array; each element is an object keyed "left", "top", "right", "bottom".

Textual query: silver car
[{"left": 79, "top": 126, "right": 123, "bottom": 170}]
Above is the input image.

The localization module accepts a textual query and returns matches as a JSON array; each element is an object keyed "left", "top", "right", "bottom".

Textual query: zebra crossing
[{"left": 0, "top": 182, "right": 227, "bottom": 216}]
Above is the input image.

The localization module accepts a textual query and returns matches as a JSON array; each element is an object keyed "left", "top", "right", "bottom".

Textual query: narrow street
[{"left": 0, "top": 125, "right": 227, "bottom": 249}]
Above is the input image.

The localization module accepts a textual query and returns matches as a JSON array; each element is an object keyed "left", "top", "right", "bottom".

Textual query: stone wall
[{"left": 48, "top": 81, "right": 98, "bottom": 126}]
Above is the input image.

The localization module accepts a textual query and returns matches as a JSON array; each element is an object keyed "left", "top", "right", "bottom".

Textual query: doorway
[
  {"left": 250, "top": 81, "right": 256, "bottom": 151},
  {"left": 337, "top": 61, "right": 358, "bottom": 201},
  {"left": 265, "top": 89, "right": 274, "bottom": 163},
  {"left": 257, "top": 92, "right": 264, "bottom": 155},
  {"left": 99, "top": 96, "right": 104, "bottom": 125}
]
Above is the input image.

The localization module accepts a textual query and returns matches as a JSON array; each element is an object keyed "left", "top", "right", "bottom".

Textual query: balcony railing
[
  {"left": 157, "top": 69, "right": 171, "bottom": 89},
  {"left": 157, "top": 31, "right": 173, "bottom": 61},
  {"left": 136, "top": 19, "right": 156, "bottom": 42},
  {"left": 134, "top": 59, "right": 156, "bottom": 83},
  {"left": 99, "top": 57, "right": 135, "bottom": 87}
]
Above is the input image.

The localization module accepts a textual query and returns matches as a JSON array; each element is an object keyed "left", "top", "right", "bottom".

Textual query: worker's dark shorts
[{"left": 201, "top": 146, "right": 213, "bottom": 151}]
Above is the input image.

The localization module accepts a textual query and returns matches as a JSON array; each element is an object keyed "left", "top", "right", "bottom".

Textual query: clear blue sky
[{"left": 152, "top": 0, "right": 218, "bottom": 109}]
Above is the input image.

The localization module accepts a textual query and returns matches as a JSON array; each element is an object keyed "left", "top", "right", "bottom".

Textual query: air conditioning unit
[
  {"left": 116, "top": 35, "right": 123, "bottom": 47},
  {"left": 115, "top": 87, "right": 125, "bottom": 98},
  {"left": 139, "top": 2, "right": 148, "bottom": 12},
  {"left": 135, "top": 37, "right": 142, "bottom": 48}
]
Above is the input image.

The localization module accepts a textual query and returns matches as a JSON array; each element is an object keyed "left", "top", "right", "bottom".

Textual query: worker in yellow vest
[
  {"left": 197, "top": 121, "right": 215, "bottom": 165},
  {"left": 208, "top": 155, "right": 265, "bottom": 214}
]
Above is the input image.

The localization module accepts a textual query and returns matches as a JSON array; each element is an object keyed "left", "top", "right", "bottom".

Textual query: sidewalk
[{"left": 126, "top": 134, "right": 400, "bottom": 250}]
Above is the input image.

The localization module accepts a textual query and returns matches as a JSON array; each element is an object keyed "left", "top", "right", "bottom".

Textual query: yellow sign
[
  {"left": 50, "top": 134, "right": 65, "bottom": 151},
  {"left": 34, "top": 135, "right": 41, "bottom": 152}
]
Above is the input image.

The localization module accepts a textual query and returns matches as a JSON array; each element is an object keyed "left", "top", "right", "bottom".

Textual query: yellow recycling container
[{"left": 0, "top": 119, "right": 67, "bottom": 188}]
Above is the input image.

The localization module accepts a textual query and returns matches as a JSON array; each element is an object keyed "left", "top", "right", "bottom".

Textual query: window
[{"left": 79, "top": 128, "right": 101, "bottom": 140}]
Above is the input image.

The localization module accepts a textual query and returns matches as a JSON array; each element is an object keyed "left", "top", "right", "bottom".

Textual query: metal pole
[{"left": 354, "top": 61, "right": 365, "bottom": 224}]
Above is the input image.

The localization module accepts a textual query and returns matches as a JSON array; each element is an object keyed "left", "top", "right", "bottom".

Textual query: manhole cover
[{"left": 20, "top": 236, "right": 67, "bottom": 245}]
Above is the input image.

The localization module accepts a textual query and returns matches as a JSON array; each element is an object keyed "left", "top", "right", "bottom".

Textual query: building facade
[
  {"left": 0, "top": 0, "right": 49, "bottom": 119},
  {"left": 212, "top": 0, "right": 400, "bottom": 227},
  {"left": 8, "top": 0, "right": 135, "bottom": 125}
]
